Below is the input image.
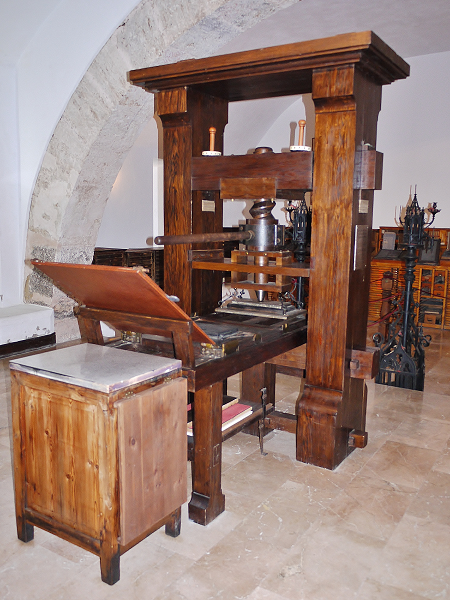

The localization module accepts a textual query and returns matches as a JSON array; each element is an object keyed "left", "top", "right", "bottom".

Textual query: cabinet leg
[
  {"left": 99, "top": 544, "right": 120, "bottom": 585},
  {"left": 16, "top": 517, "right": 34, "bottom": 543},
  {"left": 165, "top": 507, "right": 181, "bottom": 537},
  {"left": 189, "top": 382, "right": 225, "bottom": 525}
]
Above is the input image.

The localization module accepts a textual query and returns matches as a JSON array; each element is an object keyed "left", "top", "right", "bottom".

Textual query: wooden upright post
[
  {"left": 297, "top": 66, "right": 382, "bottom": 468},
  {"left": 155, "top": 88, "right": 228, "bottom": 316}
]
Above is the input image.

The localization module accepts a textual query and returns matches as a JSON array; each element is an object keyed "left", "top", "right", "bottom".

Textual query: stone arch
[{"left": 25, "top": 0, "right": 297, "bottom": 340}]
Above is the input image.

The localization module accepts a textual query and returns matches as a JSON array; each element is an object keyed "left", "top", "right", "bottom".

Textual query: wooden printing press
[{"left": 33, "top": 31, "right": 409, "bottom": 526}]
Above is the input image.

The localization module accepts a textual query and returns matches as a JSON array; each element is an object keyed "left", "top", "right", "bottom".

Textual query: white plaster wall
[
  {"left": 0, "top": 65, "right": 21, "bottom": 306},
  {"left": 0, "top": 0, "right": 142, "bottom": 309},
  {"left": 0, "top": 0, "right": 61, "bottom": 66},
  {"left": 95, "top": 118, "right": 159, "bottom": 248},
  {"left": 17, "top": 0, "right": 143, "bottom": 221},
  {"left": 375, "top": 50, "right": 450, "bottom": 228}
]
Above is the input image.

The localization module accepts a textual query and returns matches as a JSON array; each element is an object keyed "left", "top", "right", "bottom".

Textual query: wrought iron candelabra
[{"left": 373, "top": 191, "right": 439, "bottom": 390}]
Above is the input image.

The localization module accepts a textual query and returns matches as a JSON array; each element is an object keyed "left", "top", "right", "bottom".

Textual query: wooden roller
[
  {"left": 202, "top": 126, "right": 221, "bottom": 156},
  {"left": 209, "top": 127, "right": 216, "bottom": 152},
  {"left": 298, "top": 119, "right": 306, "bottom": 146}
]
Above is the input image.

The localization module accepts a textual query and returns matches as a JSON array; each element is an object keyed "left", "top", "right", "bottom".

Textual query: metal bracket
[
  {"left": 348, "top": 429, "right": 368, "bottom": 448},
  {"left": 258, "top": 387, "right": 268, "bottom": 456}
]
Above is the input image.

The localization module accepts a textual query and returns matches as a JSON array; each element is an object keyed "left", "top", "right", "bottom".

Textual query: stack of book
[{"left": 187, "top": 398, "right": 252, "bottom": 436}]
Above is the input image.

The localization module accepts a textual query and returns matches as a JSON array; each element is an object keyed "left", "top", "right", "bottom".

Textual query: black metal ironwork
[
  {"left": 286, "top": 194, "right": 312, "bottom": 307},
  {"left": 286, "top": 194, "right": 312, "bottom": 263},
  {"left": 373, "top": 191, "right": 437, "bottom": 390}
]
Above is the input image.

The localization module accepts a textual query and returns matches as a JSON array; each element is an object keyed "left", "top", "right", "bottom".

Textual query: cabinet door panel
[{"left": 117, "top": 378, "right": 187, "bottom": 546}]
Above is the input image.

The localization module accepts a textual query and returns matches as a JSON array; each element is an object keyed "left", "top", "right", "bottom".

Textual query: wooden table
[
  {"left": 181, "top": 312, "right": 307, "bottom": 525},
  {"left": 31, "top": 261, "right": 307, "bottom": 526},
  {"left": 76, "top": 306, "right": 307, "bottom": 526}
]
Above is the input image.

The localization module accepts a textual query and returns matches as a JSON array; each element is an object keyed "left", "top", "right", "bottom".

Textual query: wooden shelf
[
  {"left": 417, "top": 266, "right": 448, "bottom": 329},
  {"left": 222, "top": 401, "right": 270, "bottom": 441},
  {"left": 369, "top": 258, "right": 450, "bottom": 331},
  {"left": 373, "top": 227, "right": 450, "bottom": 256},
  {"left": 187, "top": 402, "right": 273, "bottom": 457},
  {"left": 368, "top": 259, "right": 406, "bottom": 327}
]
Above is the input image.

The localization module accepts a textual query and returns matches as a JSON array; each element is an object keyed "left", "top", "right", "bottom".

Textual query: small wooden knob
[
  {"left": 209, "top": 127, "right": 216, "bottom": 152},
  {"left": 254, "top": 146, "right": 273, "bottom": 154},
  {"left": 298, "top": 120, "right": 306, "bottom": 147}
]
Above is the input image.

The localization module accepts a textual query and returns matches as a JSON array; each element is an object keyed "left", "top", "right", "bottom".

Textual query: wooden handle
[
  {"left": 298, "top": 120, "right": 306, "bottom": 146},
  {"left": 209, "top": 127, "right": 216, "bottom": 152},
  {"left": 155, "top": 230, "right": 253, "bottom": 245}
]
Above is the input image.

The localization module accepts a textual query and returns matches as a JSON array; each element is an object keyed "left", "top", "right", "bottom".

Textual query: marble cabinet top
[{"left": 9, "top": 344, "right": 182, "bottom": 393}]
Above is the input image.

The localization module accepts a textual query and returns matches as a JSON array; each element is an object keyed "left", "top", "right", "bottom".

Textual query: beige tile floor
[{"left": 1, "top": 329, "right": 450, "bottom": 599}]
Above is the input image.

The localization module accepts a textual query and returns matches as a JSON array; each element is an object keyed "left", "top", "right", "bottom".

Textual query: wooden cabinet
[
  {"left": 416, "top": 266, "right": 448, "bottom": 328},
  {"left": 368, "top": 259, "right": 407, "bottom": 328},
  {"left": 373, "top": 227, "right": 450, "bottom": 256},
  {"left": 10, "top": 344, "right": 187, "bottom": 584},
  {"left": 369, "top": 259, "right": 450, "bottom": 330}
]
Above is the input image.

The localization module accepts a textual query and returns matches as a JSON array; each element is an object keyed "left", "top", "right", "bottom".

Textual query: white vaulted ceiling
[
  {"left": 2, "top": 0, "right": 450, "bottom": 67},
  {"left": 4, "top": 0, "right": 450, "bottom": 280},
  {"left": 215, "top": 0, "right": 450, "bottom": 59}
]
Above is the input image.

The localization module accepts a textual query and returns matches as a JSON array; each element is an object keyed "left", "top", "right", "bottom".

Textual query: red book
[
  {"left": 187, "top": 401, "right": 252, "bottom": 435},
  {"left": 221, "top": 403, "right": 252, "bottom": 431}
]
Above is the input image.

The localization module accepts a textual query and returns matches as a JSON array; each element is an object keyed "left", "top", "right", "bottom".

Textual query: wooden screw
[
  {"left": 298, "top": 120, "right": 306, "bottom": 146},
  {"left": 209, "top": 127, "right": 216, "bottom": 152}
]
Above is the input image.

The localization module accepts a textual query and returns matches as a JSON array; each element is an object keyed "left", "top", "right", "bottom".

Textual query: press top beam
[{"left": 129, "top": 31, "right": 409, "bottom": 101}]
